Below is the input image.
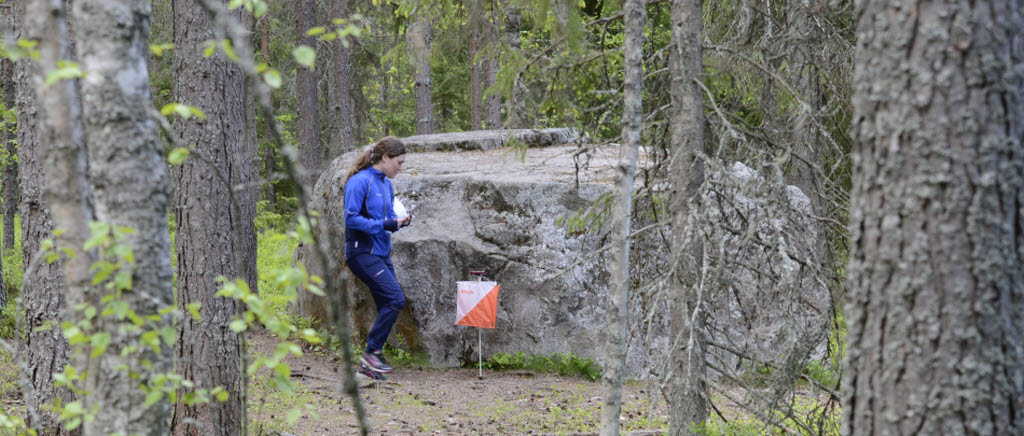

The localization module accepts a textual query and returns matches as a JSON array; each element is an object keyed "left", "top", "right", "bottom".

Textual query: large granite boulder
[
  {"left": 294, "top": 129, "right": 829, "bottom": 376},
  {"left": 700, "top": 162, "right": 830, "bottom": 373}
]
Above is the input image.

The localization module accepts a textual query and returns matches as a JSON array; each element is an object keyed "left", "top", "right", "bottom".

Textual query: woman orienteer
[{"left": 344, "top": 137, "right": 411, "bottom": 377}]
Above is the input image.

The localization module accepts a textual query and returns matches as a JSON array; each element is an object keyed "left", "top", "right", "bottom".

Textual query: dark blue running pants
[{"left": 346, "top": 253, "right": 405, "bottom": 352}]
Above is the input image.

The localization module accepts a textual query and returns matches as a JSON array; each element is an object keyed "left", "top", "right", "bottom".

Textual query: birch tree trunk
[
  {"left": 408, "top": 15, "right": 433, "bottom": 135},
  {"left": 50, "top": 1, "right": 179, "bottom": 434},
  {"left": 667, "top": 0, "right": 708, "bottom": 433},
  {"left": 13, "top": 1, "right": 76, "bottom": 433},
  {"left": 296, "top": 0, "right": 321, "bottom": 190},
  {"left": 329, "top": 0, "right": 355, "bottom": 155},
  {"left": 170, "top": 0, "right": 247, "bottom": 433},
  {"left": 843, "top": 0, "right": 1024, "bottom": 434},
  {"left": 599, "top": 0, "right": 644, "bottom": 434}
]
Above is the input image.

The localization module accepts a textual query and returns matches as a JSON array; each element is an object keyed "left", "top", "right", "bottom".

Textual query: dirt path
[{"left": 248, "top": 330, "right": 668, "bottom": 435}]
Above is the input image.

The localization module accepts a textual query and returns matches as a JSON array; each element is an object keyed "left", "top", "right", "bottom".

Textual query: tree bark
[
  {"left": 843, "top": 0, "right": 1024, "bottom": 435},
  {"left": 296, "top": 0, "right": 321, "bottom": 191},
  {"left": 12, "top": 1, "right": 76, "bottom": 433},
  {"left": 599, "top": 0, "right": 644, "bottom": 434},
  {"left": 408, "top": 15, "right": 433, "bottom": 135},
  {"left": 667, "top": 0, "right": 708, "bottom": 433},
  {"left": 0, "top": 24, "right": 12, "bottom": 306},
  {"left": 170, "top": 0, "right": 248, "bottom": 434},
  {"left": 329, "top": 0, "right": 355, "bottom": 156},
  {"left": 260, "top": 13, "right": 276, "bottom": 204},
  {"left": 469, "top": 0, "right": 483, "bottom": 130},
  {"left": 502, "top": 6, "right": 526, "bottom": 129},
  {"left": 238, "top": 9, "right": 259, "bottom": 294},
  {"left": 0, "top": 11, "right": 16, "bottom": 256},
  {"left": 482, "top": 1, "right": 500, "bottom": 130}
]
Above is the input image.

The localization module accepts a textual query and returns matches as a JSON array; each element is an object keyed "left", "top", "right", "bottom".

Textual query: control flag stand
[{"left": 455, "top": 270, "right": 500, "bottom": 380}]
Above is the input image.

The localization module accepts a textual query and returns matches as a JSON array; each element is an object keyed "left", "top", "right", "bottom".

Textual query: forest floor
[{"left": 247, "top": 329, "right": 670, "bottom": 435}]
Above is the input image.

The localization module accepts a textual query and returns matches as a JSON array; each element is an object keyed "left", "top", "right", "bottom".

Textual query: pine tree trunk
[
  {"left": 238, "top": 11, "right": 259, "bottom": 295},
  {"left": 469, "top": 0, "right": 483, "bottom": 130},
  {"left": 260, "top": 14, "right": 276, "bottom": 204},
  {"left": 12, "top": 1, "right": 76, "bottom": 433},
  {"left": 843, "top": 1, "right": 1024, "bottom": 434},
  {"left": 667, "top": 0, "right": 708, "bottom": 433},
  {"left": 170, "top": 0, "right": 247, "bottom": 434},
  {"left": 0, "top": 13, "right": 16, "bottom": 256},
  {"left": 329, "top": 0, "right": 355, "bottom": 155},
  {"left": 482, "top": 1, "right": 500, "bottom": 130},
  {"left": 408, "top": 15, "right": 433, "bottom": 135},
  {"left": 502, "top": 7, "right": 526, "bottom": 129},
  {"left": 0, "top": 34, "right": 12, "bottom": 306},
  {"left": 296, "top": 0, "right": 321, "bottom": 190},
  {"left": 599, "top": 0, "right": 644, "bottom": 434}
]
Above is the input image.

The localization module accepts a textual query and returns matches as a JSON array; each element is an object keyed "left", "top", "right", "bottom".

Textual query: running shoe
[{"left": 360, "top": 350, "right": 394, "bottom": 374}]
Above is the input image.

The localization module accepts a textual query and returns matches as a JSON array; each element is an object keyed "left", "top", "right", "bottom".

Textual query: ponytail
[{"left": 344, "top": 136, "right": 407, "bottom": 182}]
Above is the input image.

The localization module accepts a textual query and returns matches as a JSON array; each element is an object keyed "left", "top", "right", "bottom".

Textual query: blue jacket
[{"left": 344, "top": 167, "right": 400, "bottom": 259}]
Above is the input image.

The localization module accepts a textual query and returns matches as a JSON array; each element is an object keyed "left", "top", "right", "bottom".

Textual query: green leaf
[
  {"left": 160, "top": 103, "right": 206, "bottom": 120},
  {"left": 114, "top": 270, "right": 132, "bottom": 291},
  {"left": 286, "top": 407, "right": 302, "bottom": 425},
  {"left": 292, "top": 46, "right": 316, "bottom": 69},
  {"left": 149, "top": 43, "right": 174, "bottom": 57},
  {"left": 85, "top": 221, "right": 111, "bottom": 250},
  {"left": 221, "top": 39, "right": 239, "bottom": 62},
  {"left": 160, "top": 326, "right": 177, "bottom": 345},
  {"left": 229, "top": 319, "right": 247, "bottom": 333},
  {"left": 213, "top": 387, "right": 229, "bottom": 402},
  {"left": 186, "top": 302, "right": 202, "bottom": 321},
  {"left": 90, "top": 332, "right": 111, "bottom": 358},
  {"left": 263, "top": 70, "right": 282, "bottom": 89},
  {"left": 167, "top": 148, "right": 190, "bottom": 165},
  {"left": 64, "top": 401, "right": 84, "bottom": 416},
  {"left": 114, "top": 244, "right": 134, "bottom": 264},
  {"left": 144, "top": 389, "right": 163, "bottom": 408},
  {"left": 203, "top": 40, "right": 217, "bottom": 58},
  {"left": 305, "top": 26, "right": 326, "bottom": 36},
  {"left": 44, "top": 61, "right": 85, "bottom": 86}
]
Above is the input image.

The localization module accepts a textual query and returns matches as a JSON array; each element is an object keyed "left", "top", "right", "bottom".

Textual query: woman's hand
[{"left": 399, "top": 215, "right": 412, "bottom": 227}]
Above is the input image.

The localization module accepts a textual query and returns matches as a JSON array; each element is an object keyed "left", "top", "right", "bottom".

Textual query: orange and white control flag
[{"left": 455, "top": 281, "right": 500, "bottom": 329}]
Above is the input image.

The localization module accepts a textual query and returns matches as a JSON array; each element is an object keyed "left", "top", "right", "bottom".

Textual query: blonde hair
[{"left": 345, "top": 136, "right": 407, "bottom": 182}]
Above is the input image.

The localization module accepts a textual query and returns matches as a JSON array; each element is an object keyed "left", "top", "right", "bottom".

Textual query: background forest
[{"left": 0, "top": 0, "right": 1021, "bottom": 435}]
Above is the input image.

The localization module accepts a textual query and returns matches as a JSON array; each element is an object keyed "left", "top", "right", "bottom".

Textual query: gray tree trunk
[
  {"left": 482, "top": 2, "right": 500, "bottom": 130},
  {"left": 260, "top": 15, "right": 276, "bottom": 204},
  {"left": 408, "top": 15, "right": 433, "bottom": 135},
  {"left": 502, "top": 7, "right": 526, "bottom": 129},
  {"left": 12, "top": 1, "right": 76, "bottom": 433},
  {"left": 296, "top": 0, "right": 321, "bottom": 190},
  {"left": 469, "top": 0, "right": 483, "bottom": 130},
  {"left": 51, "top": 1, "right": 178, "bottom": 434},
  {"left": 238, "top": 11, "right": 259, "bottom": 295},
  {"left": 667, "top": 0, "right": 708, "bottom": 433},
  {"left": 170, "top": 0, "right": 247, "bottom": 434},
  {"left": 0, "top": 11, "right": 16, "bottom": 256},
  {"left": 843, "top": 0, "right": 1024, "bottom": 435},
  {"left": 0, "top": 31, "right": 11, "bottom": 307},
  {"left": 599, "top": 0, "right": 644, "bottom": 434},
  {"left": 329, "top": 0, "right": 355, "bottom": 156}
]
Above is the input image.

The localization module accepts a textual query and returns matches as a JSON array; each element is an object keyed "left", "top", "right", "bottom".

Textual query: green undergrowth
[{"left": 470, "top": 351, "right": 603, "bottom": 381}]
